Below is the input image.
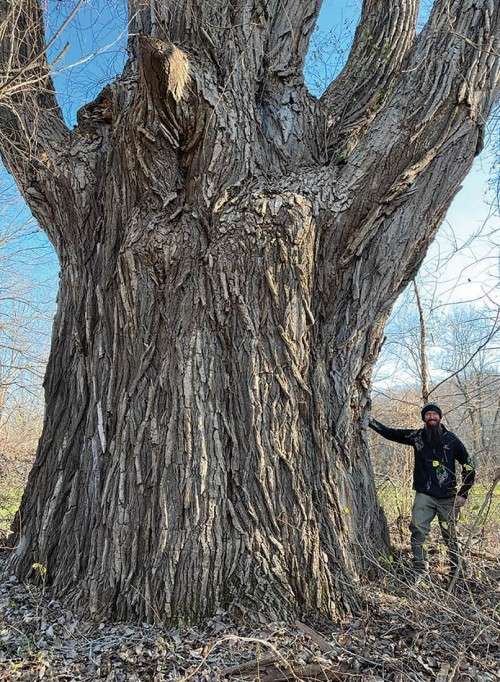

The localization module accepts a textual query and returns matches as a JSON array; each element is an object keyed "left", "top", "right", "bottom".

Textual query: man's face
[{"left": 424, "top": 410, "right": 441, "bottom": 427}]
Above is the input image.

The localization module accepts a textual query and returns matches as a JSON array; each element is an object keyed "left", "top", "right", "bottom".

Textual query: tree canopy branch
[
  {"left": 342, "top": 0, "right": 499, "bottom": 222},
  {"left": 257, "top": 0, "right": 322, "bottom": 79},
  {"left": 339, "top": 0, "right": 499, "bottom": 243},
  {"left": 321, "top": 0, "right": 419, "bottom": 159},
  {"left": 314, "top": 0, "right": 499, "bottom": 334},
  {"left": 126, "top": 1, "right": 323, "bottom": 170},
  {"left": 0, "top": 0, "right": 72, "bottom": 252}
]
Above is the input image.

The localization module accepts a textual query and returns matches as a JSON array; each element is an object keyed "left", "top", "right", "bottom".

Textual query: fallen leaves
[{"left": 0, "top": 546, "right": 498, "bottom": 681}]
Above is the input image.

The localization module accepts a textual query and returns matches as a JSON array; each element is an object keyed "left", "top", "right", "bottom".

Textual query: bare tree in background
[
  {"left": 0, "top": 0, "right": 498, "bottom": 622},
  {"left": 372, "top": 291, "right": 499, "bottom": 474},
  {"left": 413, "top": 281, "right": 430, "bottom": 404},
  {"left": 0, "top": 178, "right": 50, "bottom": 525},
  {"left": 434, "top": 306, "right": 500, "bottom": 467},
  {"left": 0, "top": 183, "right": 50, "bottom": 414},
  {"left": 0, "top": 180, "right": 50, "bottom": 531}
]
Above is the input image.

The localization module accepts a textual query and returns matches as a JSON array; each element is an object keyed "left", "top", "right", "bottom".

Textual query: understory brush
[{"left": 0, "top": 470, "right": 498, "bottom": 680}]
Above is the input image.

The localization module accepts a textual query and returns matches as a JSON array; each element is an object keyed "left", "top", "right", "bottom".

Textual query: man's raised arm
[{"left": 369, "top": 418, "right": 416, "bottom": 446}]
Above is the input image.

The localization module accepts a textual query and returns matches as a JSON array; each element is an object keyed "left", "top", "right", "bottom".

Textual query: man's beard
[{"left": 425, "top": 423, "right": 443, "bottom": 446}]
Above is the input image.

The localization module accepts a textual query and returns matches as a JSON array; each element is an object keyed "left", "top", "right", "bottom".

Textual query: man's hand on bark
[{"left": 455, "top": 495, "right": 467, "bottom": 508}]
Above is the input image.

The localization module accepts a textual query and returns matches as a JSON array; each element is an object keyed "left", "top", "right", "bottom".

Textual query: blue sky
[{"left": 2, "top": 0, "right": 498, "bottom": 362}]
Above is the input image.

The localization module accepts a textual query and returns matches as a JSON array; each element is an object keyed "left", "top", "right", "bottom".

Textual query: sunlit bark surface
[{"left": 0, "top": 0, "right": 498, "bottom": 621}]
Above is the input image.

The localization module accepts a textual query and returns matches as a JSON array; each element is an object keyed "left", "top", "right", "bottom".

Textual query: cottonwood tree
[{"left": 0, "top": 0, "right": 499, "bottom": 622}]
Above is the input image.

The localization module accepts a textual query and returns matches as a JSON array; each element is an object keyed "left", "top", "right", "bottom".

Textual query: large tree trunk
[
  {"left": 1, "top": 0, "right": 499, "bottom": 622},
  {"left": 10, "top": 177, "right": 386, "bottom": 621}
]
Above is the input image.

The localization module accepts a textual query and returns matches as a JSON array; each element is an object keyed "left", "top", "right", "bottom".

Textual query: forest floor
[{"left": 1, "top": 509, "right": 499, "bottom": 682}]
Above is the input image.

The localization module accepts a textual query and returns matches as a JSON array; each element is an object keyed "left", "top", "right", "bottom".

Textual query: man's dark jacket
[{"left": 369, "top": 419, "right": 475, "bottom": 499}]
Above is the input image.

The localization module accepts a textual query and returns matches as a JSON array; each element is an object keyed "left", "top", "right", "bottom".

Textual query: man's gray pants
[{"left": 410, "top": 493, "right": 460, "bottom": 572}]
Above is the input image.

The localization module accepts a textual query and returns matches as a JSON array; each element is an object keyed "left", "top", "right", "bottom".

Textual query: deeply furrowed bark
[
  {"left": 2, "top": 0, "right": 499, "bottom": 622},
  {"left": 9, "top": 183, "right": 385, "bottom": 622}
]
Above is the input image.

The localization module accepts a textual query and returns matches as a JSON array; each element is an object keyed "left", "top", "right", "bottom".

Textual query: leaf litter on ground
[{"left": 0, "top": 531, "right": 499, "bottom": 681}]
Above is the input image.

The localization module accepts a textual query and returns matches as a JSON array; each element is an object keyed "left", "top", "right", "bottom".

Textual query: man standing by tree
[{"left": 370, "top": 404, "right": 475, "bottom": 582}]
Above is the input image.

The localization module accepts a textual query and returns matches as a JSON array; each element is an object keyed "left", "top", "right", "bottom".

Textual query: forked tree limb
[
  {"left": 1, "top": 0, "right": 499, "bottom": 267},
  {"left": 330, "top": 0, "right": 499, "bottom": 254},
  {"left": 312, "top": 0, "right": 499, "bottom": 337},
  {"left": 0, "top": 0, "right": 70, "bottom": 164},
  {"left": 126, "top": 1, "right": 325, "bottom": 190},
  {"left": 254, "top": 0, "right": 322, "bottom": 78}
]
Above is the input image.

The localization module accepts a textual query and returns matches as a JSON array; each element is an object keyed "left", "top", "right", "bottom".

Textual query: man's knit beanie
[{"left": 421, "top": 403, "right": 442, "bottom": 420}]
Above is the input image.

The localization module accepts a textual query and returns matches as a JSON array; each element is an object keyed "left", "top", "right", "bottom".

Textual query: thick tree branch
[
  {"left": 321, "top": 0, "right": 419, "bottom": 159},
  {"left": 332, "top": 0, "right": 499, "bottom": 256},
  {"left": 0, "top": 0, "right": 71, "bottom": 252},
  {"left": 256, "top": 0, "right": 322, "bottom": 79},
  {"left": 354, "top": 0, "right": 496, "bottom": 221}
]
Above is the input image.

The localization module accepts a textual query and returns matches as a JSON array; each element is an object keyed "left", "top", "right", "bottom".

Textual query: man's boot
[{"left": 410, "top": 547, "right": 429, "bottom": 587}]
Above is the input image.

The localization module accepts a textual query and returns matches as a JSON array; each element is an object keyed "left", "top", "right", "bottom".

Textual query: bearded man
[{"left": 369, "top": 404, "right": 475, "bottom": 582}]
